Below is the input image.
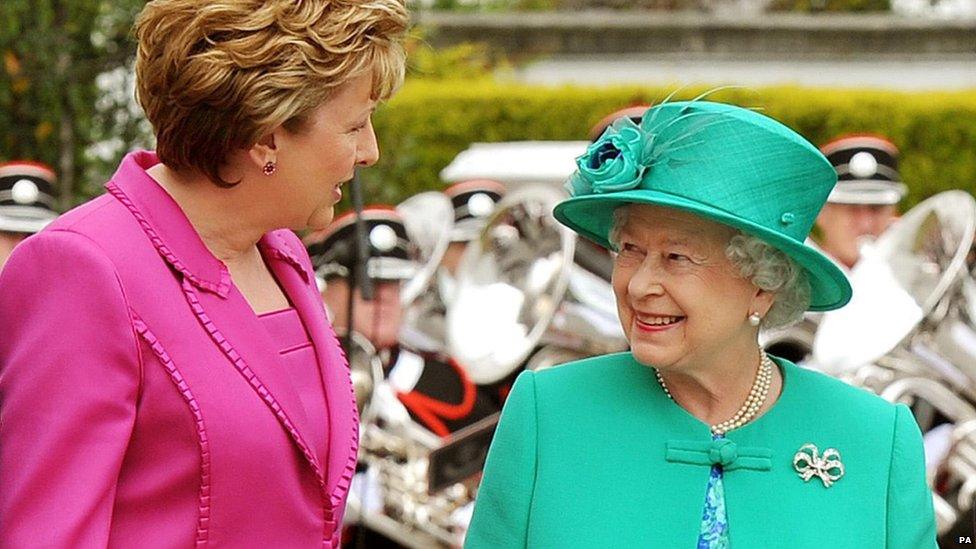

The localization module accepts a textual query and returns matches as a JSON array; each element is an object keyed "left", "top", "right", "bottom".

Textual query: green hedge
[
  {"left": 766, "top": 0, "right": 890, "bottom": 12},
  {"left": 360, "top": 81, "right": 976, "bottom": 212}
]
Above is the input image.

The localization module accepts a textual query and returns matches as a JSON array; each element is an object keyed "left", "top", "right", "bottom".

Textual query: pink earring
[{"left": 263, "top": 161, "right": 277, "bottom": 176}]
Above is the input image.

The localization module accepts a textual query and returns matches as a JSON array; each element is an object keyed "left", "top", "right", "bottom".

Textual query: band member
[
  {"left": 309, "top": 207, "right": 416, "bottom": 354},
  {"left": 0, "top": 0, "right": 409, "bottom": 545},
  {"left": 429, "top": 180, "right": 506, "bottom": 351},
  {"left": 440, "top": 179, "right": 506, "bottom": 277},
  {"left": 0, "top": 162, "right": 59, "bottom": 269},
  {"left": 814, "top": 134, "right": 906, "bottom": 270},
  {"left": 308, "top": 207, "right": 500, "bottom": 438},
  {"left": 467, "top": 101, "right": 935, "bottom": 547}
]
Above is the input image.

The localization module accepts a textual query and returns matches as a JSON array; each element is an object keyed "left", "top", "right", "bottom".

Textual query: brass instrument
[
  {"left": 447, "top": 185, "right": 578, "bottom": 384},
  {"left": 397, "top": 192, "right": 456, "bottom": 353},
  {"left": 346, "top": 330, "right": 385, "bottom": 420},
  {"left": 446, "top": 185, "right": 629, "bottom": 384}
]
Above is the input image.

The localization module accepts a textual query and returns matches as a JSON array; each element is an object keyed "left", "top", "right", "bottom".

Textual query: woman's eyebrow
[
  {"left": 663, "top": 236, "right": 696, "bottom": 247},
  {"left": 347, "top": 105, "right": 375, "bottom": 124}
]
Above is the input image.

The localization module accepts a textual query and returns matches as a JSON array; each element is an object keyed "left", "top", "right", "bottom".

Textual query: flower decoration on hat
[
  {"left": 566, "top": 94, "right": 731, "bottom": 199},
  {"left": 568, "top": 118, "right": 648, "bottom": 196}
]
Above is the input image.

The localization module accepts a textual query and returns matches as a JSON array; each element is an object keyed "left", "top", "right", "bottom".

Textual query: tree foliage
[{"left": 0, "top": 0, "right": 146, "bottom": 208}]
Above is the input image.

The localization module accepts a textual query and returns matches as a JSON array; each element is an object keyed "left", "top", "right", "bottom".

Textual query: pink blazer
[{"left": 0, "top": 151, "right": 358, "bottom": 548}]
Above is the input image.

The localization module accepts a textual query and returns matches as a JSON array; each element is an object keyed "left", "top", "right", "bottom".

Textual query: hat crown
[
  {"left": 822, "top": 135, "right": 901, "bottom": 183},
  {"left": 307, "top": 208, "right": 415, "bottom": 280},
  {"left": 0, "top": 163, "right": 59, "bottom": 233},
  {"left": 446, "top": 180, "right": 504, "bottom": 222},
  {"left": 572, "top": 101, "right": 836, "bottom": 244},
  {"left": 818, "top": 135, "right": 905, "bottom": 205},
  {"left": 0, "top": 171, "right": 57, "bottom": 210},
  {"left": 651, "top": 102, "right": 834, "bottom": 243}
]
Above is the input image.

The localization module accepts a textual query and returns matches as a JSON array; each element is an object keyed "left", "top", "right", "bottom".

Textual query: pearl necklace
[{"left": 654, "top": 350, "right": 774, "bottom": 436}]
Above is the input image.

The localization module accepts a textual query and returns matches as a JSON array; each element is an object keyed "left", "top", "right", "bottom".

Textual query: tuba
[
  {"left": 350, "top": 358, "right": 499, "bottom": 547},
  {"left": 396, "top": 192, "right": 456, "bottom": 353},
  {"left": 446, "top": 185, "right": 577, "bottom": 384},
  {"left": 446, "top": 185, "right": 627, "bottom": 385},
  {"left": 811, "top": 190, "right": 976, "bottom": 387},
  {"left": 346, "top": 331, "right": 385, "bottom": 420},
  {"left": 396, "top": 192, "right": 455, "bottom": 307}
]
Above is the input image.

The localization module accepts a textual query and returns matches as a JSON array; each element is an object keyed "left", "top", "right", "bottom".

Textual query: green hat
[{"left": 553, "top": 100, "right": 852, "bottom": 312}]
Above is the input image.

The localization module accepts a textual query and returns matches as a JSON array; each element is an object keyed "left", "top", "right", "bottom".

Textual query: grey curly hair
[{"left": 608, "top": 206, "right": 810, "bottom": 330}]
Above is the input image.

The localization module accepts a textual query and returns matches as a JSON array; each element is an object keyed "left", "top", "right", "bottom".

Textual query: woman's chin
[
  {"left": 307, "top": 207, "right": 335, "bottom": 232},
  {"left": 631, "top": 345, "right": 678, "bottom": 369}
]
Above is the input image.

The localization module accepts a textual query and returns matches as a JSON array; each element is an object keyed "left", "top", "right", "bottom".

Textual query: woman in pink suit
[{"left": 0, "top": 1, "right": 408, "bottom": 547}]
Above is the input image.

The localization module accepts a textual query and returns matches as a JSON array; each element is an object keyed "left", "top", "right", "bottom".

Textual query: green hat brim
[{"left": 553, "top": 190, "right": 852, "bottom": 312}]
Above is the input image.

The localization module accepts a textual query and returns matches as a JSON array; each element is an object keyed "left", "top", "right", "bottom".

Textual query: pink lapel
[
  {"left": 260, "top": 231, "right": 360, "bottom": 509},
  {"left": 106, "top": 151, "right": 329, "bottom": 487},
  {"left": 180, "top": 279, "right": 326, "bottom": 482}
]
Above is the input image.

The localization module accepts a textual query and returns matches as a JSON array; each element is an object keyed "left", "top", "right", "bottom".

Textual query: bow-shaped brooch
[{"left": 792, "top": 443, "right": 845, "bottom": 488}]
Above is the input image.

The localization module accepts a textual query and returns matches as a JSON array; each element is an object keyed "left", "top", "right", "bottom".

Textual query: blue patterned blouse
[{"left": 697, "top": 434, "right": 730, "bottom": 548}]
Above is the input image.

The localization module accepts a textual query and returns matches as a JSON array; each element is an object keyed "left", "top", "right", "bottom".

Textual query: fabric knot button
[
  {"left": 780, "top": 212, "right": 795, "bottom": 226},
  {"left": 709, "top": 439, "right": 738, "bottom": 466}
]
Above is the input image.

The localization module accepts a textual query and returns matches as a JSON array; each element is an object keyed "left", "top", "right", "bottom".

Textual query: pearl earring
[
  {"left": 263, "top": 161, "right": 277, "bottom": 176},
  {"left": 748, "top": 312, "right": 762, "bottom": 326}
]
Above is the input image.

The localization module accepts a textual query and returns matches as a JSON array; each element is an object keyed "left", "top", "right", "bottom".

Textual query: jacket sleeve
[
  {"left": 886, "top": 403, "right": 937, "bottom": 549},
  {"left": 464, "top": 370, "right": 538, "bottom": 549},
  {"left": 0, "top": 230, "right": 141, "bottom": 547}
]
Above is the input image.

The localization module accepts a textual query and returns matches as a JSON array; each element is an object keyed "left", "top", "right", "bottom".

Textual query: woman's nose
[
  {"left": 628, "top": 259, "right": 665, "bottom": 299},
  {"left": 357, "top": 123, "right": 380, "bottom": 167}
]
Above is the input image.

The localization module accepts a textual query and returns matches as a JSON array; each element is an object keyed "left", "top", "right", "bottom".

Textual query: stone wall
[{"left": 418, "top": 11, "right": 976, "bottom": 57}]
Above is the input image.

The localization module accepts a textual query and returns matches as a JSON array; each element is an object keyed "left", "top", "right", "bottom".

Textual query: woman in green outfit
[{"left": 464, "top": 100, "right": 937, "bottom": 548}]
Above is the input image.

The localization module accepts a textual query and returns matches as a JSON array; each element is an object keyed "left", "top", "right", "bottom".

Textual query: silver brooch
[{"left": 793, "top": 443, "right": 845, "bottom": 488}]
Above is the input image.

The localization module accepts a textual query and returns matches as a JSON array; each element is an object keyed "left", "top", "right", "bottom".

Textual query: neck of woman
[
  {"left": 147, "top": 163, "right": 271, "bottom": 267},
  {"left": 657, "top": 338, "right": 782, "bottom": 430}
]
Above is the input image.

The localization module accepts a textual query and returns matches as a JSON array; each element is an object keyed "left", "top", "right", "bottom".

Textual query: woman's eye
[
  {"left": 614, "top": 243, "right": 642, "bottom": 261},
  {"left": 667, "top": 253, "right": 689, "bottom": 262},
  {"left": 349, "top": 120, "right": 369, "bottom": 133}
]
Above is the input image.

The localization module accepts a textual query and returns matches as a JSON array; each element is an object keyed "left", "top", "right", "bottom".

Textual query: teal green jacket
[{"left": 465, "top": 353, "right": 936, "bottom": 548}]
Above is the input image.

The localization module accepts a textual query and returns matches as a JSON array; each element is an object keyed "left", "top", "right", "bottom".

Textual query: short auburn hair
[{"left": 135, "top": 0, "right": 409, "bottom": 187}]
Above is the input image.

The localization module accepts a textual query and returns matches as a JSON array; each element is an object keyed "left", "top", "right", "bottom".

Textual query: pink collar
[{"left": 105, "top": 151, "right": 311, "bottom": 297}]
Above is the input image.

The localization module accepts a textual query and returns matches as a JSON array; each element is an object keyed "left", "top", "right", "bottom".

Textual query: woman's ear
[
  {"left": 752, "top": 287, "right": 776, "bottom": 318},
  {"left": 247, "top": 132, "right": 278, "bottom": 172}
]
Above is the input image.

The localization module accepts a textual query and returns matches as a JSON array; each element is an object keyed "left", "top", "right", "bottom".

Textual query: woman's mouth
[
  {"left": 635, "top": 314, "right": 685, "bottom": 333},
  {"left": 332, "top": 185, "right": 342, "bottom": 201}
]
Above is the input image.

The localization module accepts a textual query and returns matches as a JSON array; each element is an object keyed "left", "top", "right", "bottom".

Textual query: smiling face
[
  {"left": 611, "top": 204, "right": 773, "bottom": 372},
  {"left": 270, "top": 72, "right": 380, "bottom": 232}
]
